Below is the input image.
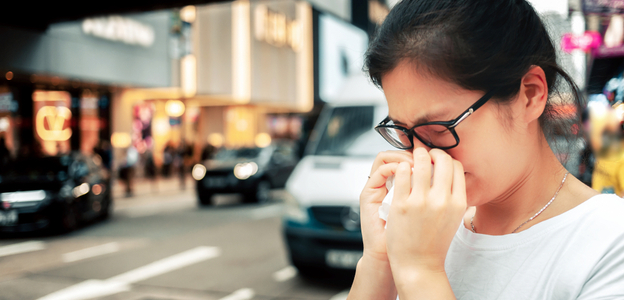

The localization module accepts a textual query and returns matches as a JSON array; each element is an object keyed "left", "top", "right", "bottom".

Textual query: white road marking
[
  {"left": 62, "top": 242, "right": 120, "bottom": 263},
  {"left": 0, "top": 241, "right": 45, "bottom": 258},
  {"left": 37, "top": 280, "right": 131, "bottom": 300},
  {"left": 38, "top": 246, "right": 221, "bottom": 300},
  {"left": 272, "top": 266, "right": 298, "bottom": 282},
  {"left": 219, "top": 288, "right": 254, "bottom": 300},
  {"left": 108, "top": 246, "right": 221, "bottom": 283},
  {"left": 330, "top": 290, "right": 350, "bottom": 300}
]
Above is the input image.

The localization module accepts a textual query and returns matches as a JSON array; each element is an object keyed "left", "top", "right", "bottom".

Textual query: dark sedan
[
  {"left": 193, "top": 141, "right": 299, "bottom": 205},
  {"left": 0, "top": 153, "right": 111, "bottom": 234}
]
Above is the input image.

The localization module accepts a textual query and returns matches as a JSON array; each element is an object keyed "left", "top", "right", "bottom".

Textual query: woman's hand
[
  {"left": 360, "top": 150, "right": 414, "bottom": 264},
  {"left": 348, "top": 150, "right": 413, "bottom": 300},
  {"left": 386, "top": 148, "right": 467, "bottom": 287}
]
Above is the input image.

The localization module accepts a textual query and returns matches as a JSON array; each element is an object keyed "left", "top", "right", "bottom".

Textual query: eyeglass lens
[{"left": 379, "top": 124, "right": 456, "bottom": 148}]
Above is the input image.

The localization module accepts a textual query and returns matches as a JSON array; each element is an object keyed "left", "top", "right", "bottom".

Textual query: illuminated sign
[
  {"left": 254, "top": 5, "right": 302, "bottom": 51},
  {"left": 82, "top": 16, "right": 155, "bottom": 47},
  {"left": 36, "top": 106, "right": 72, "bottom": 141},
  {"left": 561, "top": 31, "right": 602, "bottom": 53}
]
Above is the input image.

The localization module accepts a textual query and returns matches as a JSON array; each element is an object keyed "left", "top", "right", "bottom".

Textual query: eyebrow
[{"left": 388, "top": 110, "right": 448, "bottom": 127}]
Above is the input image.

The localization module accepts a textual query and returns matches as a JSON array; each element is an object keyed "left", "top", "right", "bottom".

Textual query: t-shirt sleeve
[{"left": 577, "top": 235, "right": 624, "bottom": 299}]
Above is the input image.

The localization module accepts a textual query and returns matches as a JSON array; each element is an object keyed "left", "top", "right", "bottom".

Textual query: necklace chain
[{"left": 470, "top": 172, "right": 569, "bottom": 234}]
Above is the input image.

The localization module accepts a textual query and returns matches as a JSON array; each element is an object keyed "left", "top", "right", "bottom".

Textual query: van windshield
[{"left": 314, "top": 106, "right": 391, "bottom": 156}]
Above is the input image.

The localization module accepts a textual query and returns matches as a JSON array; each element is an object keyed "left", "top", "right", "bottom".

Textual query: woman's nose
[{"left": 410, "top": 136, "right": 432, "bottom": 153}]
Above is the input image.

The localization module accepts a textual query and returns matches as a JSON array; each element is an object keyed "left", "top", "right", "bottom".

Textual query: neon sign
[
  {"left": 36, "top": 106, "right": 72, "bottom": 141},
  {"left": 561, "top": 31, "right": 602, "bottom": 53}
]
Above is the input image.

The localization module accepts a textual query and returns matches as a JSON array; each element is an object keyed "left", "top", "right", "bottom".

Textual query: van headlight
[
  {"left": 192, "top": 164, "right": 207, "bottom": 181},
  {"left": 234, "top": 162, "right": 258, "bottom": 180},
  {"left": 283, "top": 191, "right": 309, "bottom": 224}
]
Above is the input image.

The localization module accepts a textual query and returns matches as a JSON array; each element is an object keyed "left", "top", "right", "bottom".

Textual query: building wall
[{"left": 0, "top": 10, "right": 172, "bottom": 88}]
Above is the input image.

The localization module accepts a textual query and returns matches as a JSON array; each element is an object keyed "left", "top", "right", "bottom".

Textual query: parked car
[
  {"left": 0, "top": 152, "right": 112, "bottom": 234},
  {"left": 193, "top": 140, "right": 299, "bottom": 205},
  {"left": 282, "top": 74, "right": 393, "bottom": 276}
]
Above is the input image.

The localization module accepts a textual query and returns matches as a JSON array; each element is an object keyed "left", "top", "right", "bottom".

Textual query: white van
[{"left": 282, "top": 74, "right": 393, "bottom": 275}]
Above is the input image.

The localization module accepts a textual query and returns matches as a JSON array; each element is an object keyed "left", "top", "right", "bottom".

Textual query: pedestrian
[
  {"left": 119, "top": 145, "right": 138, "bottom": 197},
  {"left": 0, "top": 137, "right": 9, "bottom": 166},
  {"left": 162, "top": 142, "right": 174, "bottom": 177},
  {"left": 350, "top": 1, "right": 624, "bottom": 299}
]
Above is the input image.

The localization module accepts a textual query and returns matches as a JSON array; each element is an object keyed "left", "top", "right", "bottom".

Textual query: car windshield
[
  {"left": 314, "top": 105, "right": 384, "bottom": 156},
  {"left": 0, "top": 156, "right": 71, "bottom": 181},
  {"left": 214, "top": 148, "right": 263, "bottom": 161}
]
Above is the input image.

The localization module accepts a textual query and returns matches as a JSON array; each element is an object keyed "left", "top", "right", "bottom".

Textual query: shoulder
[
  {"left": 572, "top": 194, "right": 624, "bottom": 242},
  {"left": 581, "top": 194, "right": 624, "bottom": 220}
]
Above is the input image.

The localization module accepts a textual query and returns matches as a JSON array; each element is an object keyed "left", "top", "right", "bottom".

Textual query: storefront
[
  {"left": 0, "top": 10, "right": 174, "bottom": 171},
  {"left": 565, "top": 0, "right": 624, "bottom": 194}
]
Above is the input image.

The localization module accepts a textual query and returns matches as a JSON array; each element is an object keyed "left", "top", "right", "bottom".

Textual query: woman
[{"left": 348, "top": 0, "right": 624, "bottom": 299}]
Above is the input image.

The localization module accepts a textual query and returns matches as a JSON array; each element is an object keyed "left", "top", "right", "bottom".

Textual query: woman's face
[{"left": 381, "top": 62, "right": 535, "bottom": 206}]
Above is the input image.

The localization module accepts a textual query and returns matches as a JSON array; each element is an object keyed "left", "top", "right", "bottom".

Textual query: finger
[
  {"left": 451, "top": 160, "right": 466, "bottom": 203},
  {"left": 429, "top": 149, "right": 454, "bottom": 194},
  {"left": 393, "top": 162, "right": 412, "bottom": 203},
  {"left": 411, "top": 147, "right": 432, "bottom": 194},
  {"left": 366, "top": 162, "right": 399, "bottom": 191},
  {"left": 370, "top": 150, "right": 414, "bottom": 175}
]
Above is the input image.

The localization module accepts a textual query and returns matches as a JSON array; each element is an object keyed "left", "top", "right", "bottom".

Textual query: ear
[{"left": 518, "top": 66, "right": 548, "bottom": 124}]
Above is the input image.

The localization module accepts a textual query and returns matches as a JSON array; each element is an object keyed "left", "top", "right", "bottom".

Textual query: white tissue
[
  {"left": 378, "top": 175, "right": 396, "bottom": 223},
  {"left": 378, "top": 166, "right": 432, "bottom": 227}
]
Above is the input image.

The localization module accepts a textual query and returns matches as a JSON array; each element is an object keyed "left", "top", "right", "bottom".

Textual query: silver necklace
[{"left": 470, "top": 172, "right": 569, "bottom": 234}]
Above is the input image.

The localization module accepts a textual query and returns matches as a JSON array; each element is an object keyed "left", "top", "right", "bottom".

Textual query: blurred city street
[
  {"left": 1, "top": 0, "right": 623, "bottom": 299},
  {"left": 0, "top": 181, "right": 352, "bottom": 300}
]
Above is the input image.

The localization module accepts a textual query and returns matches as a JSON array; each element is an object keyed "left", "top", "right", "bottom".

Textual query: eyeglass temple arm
[{"left": 450, "top": 89, "right": 497, "bottom": 128}]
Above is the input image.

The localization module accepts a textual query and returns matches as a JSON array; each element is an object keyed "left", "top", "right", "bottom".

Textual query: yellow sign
[{"left": 36, "top": 106, "right": 72, "bottom": 141}]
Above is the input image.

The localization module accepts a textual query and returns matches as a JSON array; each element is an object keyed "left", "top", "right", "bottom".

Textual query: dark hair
[{"left": 365, "top": 0, "right": 583, "bottom": 145}]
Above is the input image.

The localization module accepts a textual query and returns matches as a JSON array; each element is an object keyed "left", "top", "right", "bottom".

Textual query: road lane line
[
  {"left": 37, "top": 279, "right": 131, "bottom": 300},
  {"left": 38, "top": 246, "right": 221, "bottom": 300},
  {"left": 219, "top": 288, "right": 254, "bottom": 300},
  {"left": 62, "top": 242, "right": 120, "bottom": 263},
  {"left": 272, "top": 266, "right": 298, "bottom": 282},
  {"left": 330, "top": 290, "right": 350, "bottom": 300},
  {"left": 109, "top": 246, "right": 221, "bottom": 283},
  {"left": 0, "top": 241, "right": 45, "bottom": 258}
]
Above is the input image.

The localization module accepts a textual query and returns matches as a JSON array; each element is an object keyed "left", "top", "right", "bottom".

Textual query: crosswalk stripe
[
  {"left": 38, "top": 246, "right": 221, "bottom": 300},
  {"left": 272, "top": 266, "right": 298, "bottom": 282},
  {"left": 62, "top": 242, "right": 120, "bottom": 263},
  {"left": 219, "top": 288, "right": 254, "bottom": 300},
  {"left": 0, "top": 241, "right": 45, "bottom": 258},
  {"left": 330, "top": 290, "right": 350, "bottom": 300}
]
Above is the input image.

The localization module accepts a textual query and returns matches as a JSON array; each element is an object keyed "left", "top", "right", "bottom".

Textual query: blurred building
[
  {"left": 0, "top": 11, "right": 172, "bottom": 162},
  {"left": 0, "top": 0, "right": 387, "bottom": 177}
]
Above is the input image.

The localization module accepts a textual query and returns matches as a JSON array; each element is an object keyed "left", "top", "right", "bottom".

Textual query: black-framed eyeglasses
[{"left": 374, "top": 89, "right": 497, "bottom": 150}]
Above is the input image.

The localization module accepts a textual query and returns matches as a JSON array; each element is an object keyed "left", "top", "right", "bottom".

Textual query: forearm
[
  {"left": 394, "top": 269, "right": 456, "bottom": 300},
  {"left": 347, "top": 256, "right": 397, "bottom": 300}
]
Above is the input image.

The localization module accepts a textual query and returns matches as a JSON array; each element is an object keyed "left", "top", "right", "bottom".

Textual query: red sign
[{"left": 561, "top": 31, "right": 602, "bottom": 53}]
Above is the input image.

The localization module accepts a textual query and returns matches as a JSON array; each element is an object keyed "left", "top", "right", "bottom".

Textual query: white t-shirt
[{"left": 444, "top": 194, "right": 624, "bottom": 300}]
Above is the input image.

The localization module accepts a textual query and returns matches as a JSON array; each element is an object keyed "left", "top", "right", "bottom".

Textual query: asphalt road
[{"left": 0, "top": 188, "right": 353, "bottom": 300}]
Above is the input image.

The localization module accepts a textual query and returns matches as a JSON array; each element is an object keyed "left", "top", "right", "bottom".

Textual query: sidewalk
[{"left": 111, "top": 175, "right": 195, "bottom": 200}]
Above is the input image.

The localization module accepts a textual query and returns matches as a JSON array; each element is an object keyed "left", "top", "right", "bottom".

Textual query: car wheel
[
  {"left": 99, "top": 195, "right": 112, "bottom": 220},
  {"left": 245, "top": 180, "right": 271, "bottom": 204},
  {"left": 198, "top": 193, "right": 214, "bottom": 206},
  {"left": 256, "top": 180, "right": 271, "bottom": 204},
  {"left": 56, "top": 204, "right": 78, "bottom": 233}
]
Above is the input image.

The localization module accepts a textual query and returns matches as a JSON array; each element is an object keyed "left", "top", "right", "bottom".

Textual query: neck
[{"left": 472, "top": 137, "right": 568, "bottom": 235}]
